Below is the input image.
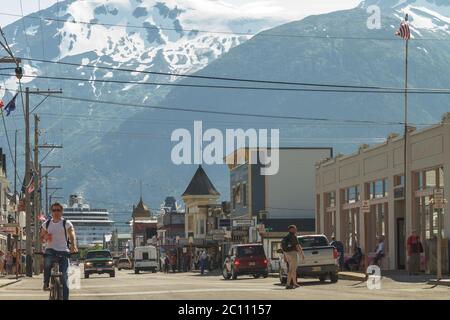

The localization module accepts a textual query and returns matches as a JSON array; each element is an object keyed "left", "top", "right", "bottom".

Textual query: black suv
[{"left": 84, "top": 250, "right": 115, "bottom": 278}]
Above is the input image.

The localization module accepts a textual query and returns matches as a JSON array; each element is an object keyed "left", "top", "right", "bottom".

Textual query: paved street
[{"left": 0, "top": 270, "right": 449, "bottom": 300}]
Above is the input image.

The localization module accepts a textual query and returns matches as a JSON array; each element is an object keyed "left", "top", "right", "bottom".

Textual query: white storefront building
[{"left": 315, "top": 113, "right": 450, "bottom": 273}]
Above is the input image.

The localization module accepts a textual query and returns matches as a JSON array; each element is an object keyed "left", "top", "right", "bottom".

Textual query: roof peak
[{"left": 182, "top": 165, "right": 220, "bottom": 197}]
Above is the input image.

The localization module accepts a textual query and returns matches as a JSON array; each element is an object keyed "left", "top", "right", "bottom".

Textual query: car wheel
[
  {"left": 231, "top": 267, "right": 238, "bottom": 280},
  {"left": 222, "top": 266, "right": 231, "bottom": 280},
  {"left": 152, "top": 269, "right": 157, "bottom": 273},
  {"left": 279, "top": 269, "right": 287, "bottom": 285},
  {"left": 319, "top": 275, "right": 327, "bottom": 282},
  {"left": 135, "top": 269, "right": 139, "bottom": 274},
  {"left": 84, "top": 273, "right": 89, "bottom": 279},
  {"left": 253, "top": 274, "right": 261, "bottom": 279},
  {"left": 330, "top": 272, "right": 338, "bottom": 283},
  {"left": 110, "top": 272, "right": 115, "bottom": 278}
]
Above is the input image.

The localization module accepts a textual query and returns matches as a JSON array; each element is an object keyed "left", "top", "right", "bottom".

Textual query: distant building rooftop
[{"left": 182, "top": 165, "right": 220, "bottom": 197}]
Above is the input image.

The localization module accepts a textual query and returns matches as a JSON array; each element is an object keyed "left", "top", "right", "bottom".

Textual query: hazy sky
[{"left": 0, "top": 0, "right": 362, "bottom": 27}]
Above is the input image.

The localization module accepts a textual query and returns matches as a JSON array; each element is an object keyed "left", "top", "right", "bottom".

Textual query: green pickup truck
[{"left": 84, "top": 249, "right": 115, "bottom": 278}]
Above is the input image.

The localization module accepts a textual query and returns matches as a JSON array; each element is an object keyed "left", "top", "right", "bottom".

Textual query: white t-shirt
[{"left": 41, "top": 218, "right": 73, "bottom": 252}]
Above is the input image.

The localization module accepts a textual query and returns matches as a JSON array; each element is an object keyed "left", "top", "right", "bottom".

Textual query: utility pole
[
  {"left": 24, "top": 87, "right": 32, "bottom": 277},
  {"left": 41, "top": 166, "right": 61, "bottom": 217},
  {"left": 33, "top": 114, "right": 40, "bottom": 275},
  {"left": 24, "top": 88, "right": 62, "bottom": 277}
]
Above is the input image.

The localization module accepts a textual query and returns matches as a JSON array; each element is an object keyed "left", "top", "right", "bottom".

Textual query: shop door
[{"left": 397, "top": 218, "right": 406, "bottom": 269}]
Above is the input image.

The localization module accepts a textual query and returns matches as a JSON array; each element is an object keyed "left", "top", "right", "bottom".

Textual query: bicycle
[{"left": 36, "top": 251, "right": 78, "bottom": 300}]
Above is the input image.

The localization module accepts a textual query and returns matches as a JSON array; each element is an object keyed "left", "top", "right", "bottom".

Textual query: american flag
[{"left": 395, "top": 14, "right": 411, "bottom": 40}]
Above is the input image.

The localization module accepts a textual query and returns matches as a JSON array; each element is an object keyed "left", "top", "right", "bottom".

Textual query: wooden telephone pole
[{"left": 24, "top": 87, "right": 62, "bottom": 277}]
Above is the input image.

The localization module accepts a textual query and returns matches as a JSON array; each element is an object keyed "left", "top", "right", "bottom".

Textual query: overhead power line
[
  {"left": 3, "top": 72, "right": 450, "bottom": 94},
  {"left": 1, "top": 11, "right": 450, "bottom": 42},
  {"left": 18, "top": 56, "right": 450, "bottom": 93},
  {"left": 33, "top": 92, "right": 406, "bottom": 125}
]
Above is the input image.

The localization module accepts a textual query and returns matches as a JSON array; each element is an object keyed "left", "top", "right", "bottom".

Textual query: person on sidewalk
[
  {"left": 282, "top": 225, "right": 305, "bottom": 289},
  {"left": 200, "top": 250, "right": 207, "bottom": 275},
  {"left": 344, "top": 244, "right": 363, "bottom": 271},
  {"left": 330, "top": 236, "right": 345, "bottom": 271},
  {"left": 407, "top": 230, "right": 423, "bottom": 275},
  {"left": 164, "top": 255, "right": 170, "bottom": 273},
  {"left": 0, "top": 250, "right": 5, "bottom": 275},
  {"left": 372, "top": 236, "right": 385, "bottom": 267},
  {"left": 5, "top": 252, "right": 13, "bottom": 275}
]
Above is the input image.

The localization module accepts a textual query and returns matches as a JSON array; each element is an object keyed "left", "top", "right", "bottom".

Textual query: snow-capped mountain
[{"left": 1, "top": 0, "right": 450, "bottom": 216}]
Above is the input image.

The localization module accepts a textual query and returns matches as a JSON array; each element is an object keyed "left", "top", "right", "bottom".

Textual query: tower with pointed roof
[
  {"left": 182, "top": 165, "right": 220, "bottom": 240},
  {"left": 131, "top": 196, "right": 156, "bottom": 251}
]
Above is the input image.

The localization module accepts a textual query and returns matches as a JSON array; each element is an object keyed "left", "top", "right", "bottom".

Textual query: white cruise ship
[{"left": 62, "top": 194, "right": 114, "bottom": 248}]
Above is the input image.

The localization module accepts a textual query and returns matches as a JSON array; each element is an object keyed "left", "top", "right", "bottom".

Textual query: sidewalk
[
  {"left": 427, "top": 279, "right": 450, "bottom": 287},
  {"left": 0, "top": 277, "right": 21, "bottom": 288}
]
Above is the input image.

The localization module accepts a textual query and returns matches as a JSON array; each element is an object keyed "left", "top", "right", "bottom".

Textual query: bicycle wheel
[
  {"left": 49, "top": 277, "right": 56, "bottom": 300},
  {"left": 51, "top": 276, "right": 63, "bottom": 300}
]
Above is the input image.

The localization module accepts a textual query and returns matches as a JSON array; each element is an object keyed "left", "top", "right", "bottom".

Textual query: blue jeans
[
  {"left": 44, "top": 249, "right": 70, "bottom": 300},
  {"left": 200, "top": 259, "right": 205, "bottom": 274}
]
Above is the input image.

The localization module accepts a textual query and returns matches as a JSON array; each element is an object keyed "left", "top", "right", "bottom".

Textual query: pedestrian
[
  {"left": 200, "top": 250, "right": 207, "bottom": 275},
  {"left": 407, "top": 230, "right": 423, "bottom": 275},
  {"left": 281, "top": 225, "right": 305, "bottom": 289},
  {"left": 372, "top": 236, "right": 385, "bottom": 267},
  {"left": 171, "top": 253, "right": 177, "bottom": 273},
  {"left": 164, "top": 255, "right": 170, "bottom": 273},
  {"left": 344, "top": 244, "right": 363, "bottom": 271},
  {"left": 194, "top": 253, "right": 199, "bottom": 270},
  {"left": 0, "top": 250, "right": 5, "bottom": 275},
  {"left": 5, "top": 251, "right": 13, "bottom": 275},
  {"left": 330, "top": 236, "right": 345, "bottom": 271}
]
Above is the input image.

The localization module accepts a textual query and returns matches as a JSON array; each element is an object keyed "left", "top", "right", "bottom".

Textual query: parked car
[
  {"left": 84, "top": 249, "right": 115, "bottom": 278},
  {"left": 117, "top": 257, "right": 132, "bottom": 270},
  {"left": 279, "top": 234, "right": 339, "bottom": 284},
  {"left": 134, "top": 245, "right": 159, "bottom": 274},
  {"left": 222, "top": 244, "right": 268, "bottom": 280}
]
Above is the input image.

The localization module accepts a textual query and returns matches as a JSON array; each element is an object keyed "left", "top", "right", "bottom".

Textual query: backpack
[{"left": 45, "top": 218, "right": 70, "bottom": 249}]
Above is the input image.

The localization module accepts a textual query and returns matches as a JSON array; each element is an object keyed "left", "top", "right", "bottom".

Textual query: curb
[
  {"left": 0, "top": 279, "right": 21, "bottom": 288},
  {"left": 427, "top": 279, "right": 450, "bottom": 287},
  {"left": 338, "top": 273, "right": 367, "bottom": 282}
]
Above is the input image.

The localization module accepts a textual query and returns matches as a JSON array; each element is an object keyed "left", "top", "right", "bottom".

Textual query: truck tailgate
[{"left": 298, "top": 246, "right": 336, "bottom": 267}]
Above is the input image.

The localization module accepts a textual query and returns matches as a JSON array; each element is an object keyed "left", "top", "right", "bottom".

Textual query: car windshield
[
  {"left": 237, "top": 246, "right": 265, "bottom": 257},
  {"left": 298, "top": 236, "right": 328, "bottom": 248},
  {"left": 86, "top": 251, "right": 112, "bottom": 259}
]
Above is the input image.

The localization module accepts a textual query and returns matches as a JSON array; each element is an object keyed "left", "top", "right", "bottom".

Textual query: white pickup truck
[{"left": 279, "top": 234, "right": 339, "bottom": 284}]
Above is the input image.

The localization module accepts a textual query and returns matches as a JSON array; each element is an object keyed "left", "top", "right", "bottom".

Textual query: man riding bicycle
[{"left": 40, "top": 202, "right": 78, "bottom": 300}]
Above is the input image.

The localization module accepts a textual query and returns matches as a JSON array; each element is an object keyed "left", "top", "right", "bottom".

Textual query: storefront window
[
  {"left": 345, "top": 186, "right": 359, "bottom": 204},
  {"left": 439, "top": 167, "right": 444, "bottom": 187},
  {"left": 327, "top": 192, "right": 336, "bottom": 207},
  {"left": 426, "top": 170, "right": 437, "bottom": 188},
  {"left": 368, "top": 179, "right": 388, "bottom": 199}
]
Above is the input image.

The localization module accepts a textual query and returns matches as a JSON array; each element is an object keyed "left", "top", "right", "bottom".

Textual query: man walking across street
[
  {"left": 282, "top": 225, "right": 305, "bottom": 289},
  {"left": 407, "top": 230, "right": 423, "bottom": 275}
]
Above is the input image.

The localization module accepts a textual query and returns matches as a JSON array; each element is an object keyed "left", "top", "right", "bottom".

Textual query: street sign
[
  {"left": 232, "top": 219, "right": 254, "bottom": 227},
  {"left": 210, "top": 229, "right": 226, "bottom": 235},
  {"left": 0, "top": 227, "right": 17, "bottom": 234},
  {"left": 361, "top": 200, "right": 371, "bottom": 213},
  {"left": 433, "top": 188, "right": 446, "bottom": 209}
]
